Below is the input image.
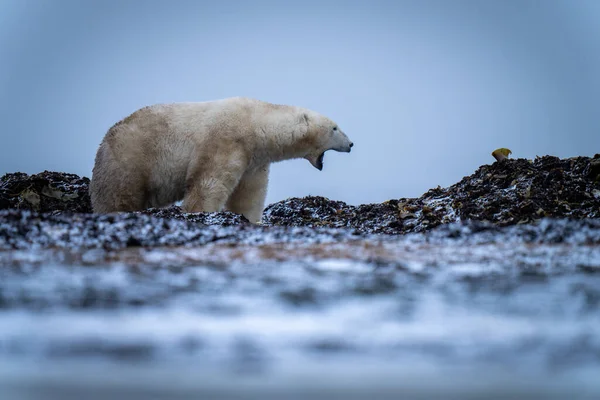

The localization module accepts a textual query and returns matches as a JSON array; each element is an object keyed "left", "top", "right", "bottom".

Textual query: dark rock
[
  {"left": 0, "top": 171, "right": 91, "bottom": 213},
  {"left": 139, "top": 205, "right": 250, "bottom": 226},
  {"left": 1, "top": 155, "right": 599, "bottom": 236},
  {"left": 263, "top": 156, "right": 600, "bottom": 234},
  {"left": 0, "top": 208, "right": 357, "bottom": 250}
]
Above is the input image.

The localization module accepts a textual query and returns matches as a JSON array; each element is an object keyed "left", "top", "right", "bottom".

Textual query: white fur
[{"left": 90, "top": 97, "right": 353, "bottom": 223}]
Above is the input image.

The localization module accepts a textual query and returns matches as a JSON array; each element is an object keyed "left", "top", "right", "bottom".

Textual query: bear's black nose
[{"left": 349, "top": 142, "right": 354, "bottom": 148}]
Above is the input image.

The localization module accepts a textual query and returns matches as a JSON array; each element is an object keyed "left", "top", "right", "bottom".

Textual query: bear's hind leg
[
  {"left": 225, "top": 165, "right": 269, "bottom": 223},
  {"left": 91, "top": 143, "right": 149, "bottom": 213}
]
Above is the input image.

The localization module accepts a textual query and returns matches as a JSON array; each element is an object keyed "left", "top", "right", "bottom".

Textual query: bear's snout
[{"left": 334, "top": 130, "right": 353, "bottom": 153}]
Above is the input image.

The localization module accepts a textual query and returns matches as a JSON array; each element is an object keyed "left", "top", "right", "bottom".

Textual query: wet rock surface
[
  {"left": 0, "top": 171, "right": 91, "bottom": 214},
  {"left": 1, "top": 231, "right": 600, "bottom": 398},
  {"left": 0, "top": 208, "right": 361, "bottom": 250},
  {"left": 139, "top": 206, "right": 250, "bottom": 226},
  {"left": 264, "top": 155, "right": 600, "bottom": 233},
  {"left": 1, "top": 208, "right": 600, "bottom": 251},
  {"left": 2, "top": 155, "right": 599, "bottom": 235}
]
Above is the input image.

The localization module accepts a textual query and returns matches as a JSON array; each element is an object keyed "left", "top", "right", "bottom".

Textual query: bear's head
[{"left": 301, "top": 112, "right": 353, "bottom": 171}]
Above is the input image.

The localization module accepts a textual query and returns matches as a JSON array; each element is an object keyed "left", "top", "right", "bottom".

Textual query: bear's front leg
[
  {"left": 225, "top": 165, "right": 269, "bottom": 223},
  {"left": 182, "top": 149, "right": 249, "bottom": 213}
]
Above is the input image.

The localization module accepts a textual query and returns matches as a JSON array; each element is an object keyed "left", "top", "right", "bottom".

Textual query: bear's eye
[{"left": 333, "top": 127, "right": 338, "bottom": 131}]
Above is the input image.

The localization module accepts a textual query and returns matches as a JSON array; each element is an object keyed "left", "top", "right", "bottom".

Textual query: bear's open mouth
[{"left": 316, "top": 152, "right": 325, "bottom": 171}]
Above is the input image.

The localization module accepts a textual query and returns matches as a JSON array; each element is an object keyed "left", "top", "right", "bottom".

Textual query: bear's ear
[{"left": 300, "top": 113, "right": 310, "bottom": 127}]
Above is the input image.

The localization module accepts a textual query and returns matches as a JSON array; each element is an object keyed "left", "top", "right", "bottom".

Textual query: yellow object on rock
[{"left": 492, "top": 148, "right": 512, "bottom": 162}]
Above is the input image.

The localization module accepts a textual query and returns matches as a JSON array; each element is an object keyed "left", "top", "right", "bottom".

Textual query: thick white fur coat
[{"left": 90, "top": 97, "right": 352, "bottom": 223}]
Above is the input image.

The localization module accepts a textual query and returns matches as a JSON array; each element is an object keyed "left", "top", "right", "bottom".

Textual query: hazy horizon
[{"left": 1, "top": 0, "right": 599, "bottom": 206}]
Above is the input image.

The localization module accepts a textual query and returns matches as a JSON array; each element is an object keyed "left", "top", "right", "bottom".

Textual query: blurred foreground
[{"left": 1, "top": 218, "right": 600, "bottom": 399}]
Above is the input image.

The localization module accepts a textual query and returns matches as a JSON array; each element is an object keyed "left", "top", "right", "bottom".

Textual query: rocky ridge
[{"left": 0, "top": 155, "right": 599, "bottom": 242}]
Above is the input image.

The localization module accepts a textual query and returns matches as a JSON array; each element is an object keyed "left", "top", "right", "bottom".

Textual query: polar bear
[{"left": 90, "top": 97, "right": 353, "bottom": 223}]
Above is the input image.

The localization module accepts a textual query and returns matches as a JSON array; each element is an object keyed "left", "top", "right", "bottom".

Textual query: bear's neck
[
  {"left": 260, "top": 130, "right": 310, "bottom": 165},
  {"left": 256, "top": 110, "right": 311, "bottom": 163}
]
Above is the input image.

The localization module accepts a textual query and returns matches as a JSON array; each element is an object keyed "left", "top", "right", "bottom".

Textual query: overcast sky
[{"left": 1, "top": 0, "right": 599, "bottom": 206}]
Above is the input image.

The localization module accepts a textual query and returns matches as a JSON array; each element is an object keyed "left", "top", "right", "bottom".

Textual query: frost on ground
[
  {"left": 1, "top": 156, "right": 600, "bottom": 398},
  {"left": 1, "top": 219, "right": 600, "bottom": 398},
  {"left": 2, "top": 155, "right": 600, "bottom": 234},
  {"left": 263, "top": 155, "right": 600, "bottom": 233}
]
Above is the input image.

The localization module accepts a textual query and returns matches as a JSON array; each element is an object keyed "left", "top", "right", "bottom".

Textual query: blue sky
[{"left": 1, "top": 0, "right": 599, "bottom": 205}]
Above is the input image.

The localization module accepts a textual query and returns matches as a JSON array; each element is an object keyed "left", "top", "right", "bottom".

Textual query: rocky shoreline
[{"left": 1, "top": 155, "right": 599, "bottom": 245}]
